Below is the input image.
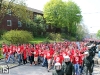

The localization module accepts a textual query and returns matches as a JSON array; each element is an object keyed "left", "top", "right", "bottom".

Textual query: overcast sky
[{"left": 25, "top": 0, "right": 100, "bottom": 33}]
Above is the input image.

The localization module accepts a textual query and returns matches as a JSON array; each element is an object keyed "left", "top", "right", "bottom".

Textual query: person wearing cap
[
  {"left": 83, "top": 51, "right": 94, "bottom": 75},
  {"left": 62, "top": 56, "right": 75, "bottom": 75},
  {"left": 52, "top": 62, "right": 64, "bottom": 75}
]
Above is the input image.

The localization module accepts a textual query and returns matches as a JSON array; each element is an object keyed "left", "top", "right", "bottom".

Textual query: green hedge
[
  {"left": 47, "top": 33, "right": 63, "bottom": 41},
  {"left": 2, "top": 30, "right": 33, "bottom": 44}
]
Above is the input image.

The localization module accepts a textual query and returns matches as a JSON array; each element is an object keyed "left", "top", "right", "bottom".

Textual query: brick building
[{"left": 0, "top": 7, "right": 43, "bottom": 31}]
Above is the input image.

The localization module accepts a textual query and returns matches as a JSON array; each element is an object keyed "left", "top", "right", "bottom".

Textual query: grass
[
  {"left": 29, "top": 37, "right": 47, "bottom": 44},
  {"left": 0, "top": 55, "right": 4, "bottom": 59},
  {"left": 0, "top": 38, "right": 46, "bottom": 44},
  {"left": 0, "top": 37, "right": 63, "bottom": 44},
  {"left": 0, "top": 50, "right": 4, "bottom": 59}
]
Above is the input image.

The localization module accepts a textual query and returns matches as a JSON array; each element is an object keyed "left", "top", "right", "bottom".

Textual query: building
[{"left": 0, "top": 7, "right": 43, "bottom": 31}]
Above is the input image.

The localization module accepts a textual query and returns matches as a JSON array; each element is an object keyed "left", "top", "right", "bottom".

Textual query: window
[
  {"left": 46, "top": 25, "right": 49, "bottom": 29},
  {"left": 7, "top": 20, "right": 12, "bottom": 26},
  {"left": 18, "top": 21, "right": 22, "bottom": 27},
  {"left": 51, "top": 26, "right": 53, "bottom": 29},
  {"left": 7, "top": 9, "right": 11, "bottom": 15}
]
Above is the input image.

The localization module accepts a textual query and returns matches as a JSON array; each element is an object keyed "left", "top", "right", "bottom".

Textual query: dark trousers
[
  {"left": 83, "top": 66, "right": 93, "bottom": 75},
  {"left": 22, "top": 54, "right": 27, "bottom": 64},
  {"left": 29, "top": 56, "right": 33, "bottom": 64},
  {"left": 23, "top": 59, "right": 27, "bottom": 64}
]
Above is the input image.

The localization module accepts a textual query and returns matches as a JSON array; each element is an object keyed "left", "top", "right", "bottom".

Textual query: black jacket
[
  {"left": 83, "top": 55, "right": 94, "bottom": 67},
  {"left": 52, "top": 70, "right": 64, "bottom": 75},
  {"left": 62, "top": 61, "right": 75, "bottom": 75}
]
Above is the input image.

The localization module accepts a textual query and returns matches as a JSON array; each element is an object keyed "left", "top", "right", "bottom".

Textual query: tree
[
  {"left": 43, "top": 0, "right": 68, "bottom": 28},
  {"left": 76, "top": 23, "right": 89, "bottom": 40},
  {"left": 0, "top": 0, "right": 32, "bottom": 24},
  {"left": 25, "top": 15, "right": 46, "bottom": 37},
  {"left": 97, "top": 30, "right": 100, "bottom": 39},
  {"left": 43, "top": 0, "right": 82, "bottom": 35},
  {"left": 65, "top": 0, "right": 82, "bottom": 36},
  {"left": 2, "top": 30, "right": 33, "bottom": 44}
]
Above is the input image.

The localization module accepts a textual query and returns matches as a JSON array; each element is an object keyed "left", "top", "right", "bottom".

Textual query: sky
[{"left": 25, "top": 0, "right": 100, "bottom": 33}]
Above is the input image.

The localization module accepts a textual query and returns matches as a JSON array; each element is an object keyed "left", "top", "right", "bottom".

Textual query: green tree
[
  {"left": 2, "top": 30, "right": 33, "bottom": 44},
  {"left": 43, "top": 0, "right": 82, "bottom": 35},
  {"left": 97, "top": 30, "right": 100, "bottom": 39},
  {"left": 43, "top": 0, "right": 68, "bottom": 28},
  {"left": 0, "top": 0, "right": 32, "bottom": 24},
  {"left": 25, "top": 15, "right": 46, "bottom": 37},
  {"left": 65, "top": 0, "right": 82, "bottom": 36},
  {"left": 76, "top": 23, "right": 89, "bottom": 40}
]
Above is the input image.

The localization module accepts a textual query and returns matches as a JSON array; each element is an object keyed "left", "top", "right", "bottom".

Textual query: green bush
[
  {"left": 2, "top": 30, "right": 33, "bottom": 44},
  {"left": 47, "top": 33, "right": 62, "bottom": 41},
  {"left": 69, "top": 37, "right": 77, "bottom": 41},
  {"left": 0, "top": 29, "right": 7, "bottom": 38},
  {"left": 61, "top": 33, "right": 67, "bottom": 39},
  {"left": 43, "top": 39, "right": 50, "bottom": 44}
]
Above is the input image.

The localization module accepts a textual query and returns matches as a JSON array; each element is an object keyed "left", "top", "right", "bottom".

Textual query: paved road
[
  {"left": 0, "top": 63, "right": 52, "bottom": 75},
  {"left": 0, "top": 63, "right": 100, "bottom": 75}
]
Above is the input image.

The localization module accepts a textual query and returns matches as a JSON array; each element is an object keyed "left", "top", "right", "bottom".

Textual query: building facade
[{"left": 0, "top": 7, "right": 43, "bottom": 31}]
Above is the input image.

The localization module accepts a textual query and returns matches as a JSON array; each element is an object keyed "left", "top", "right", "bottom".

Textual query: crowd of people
[{"left": 1, "top": 41, "right": 97, "bottom": 75}]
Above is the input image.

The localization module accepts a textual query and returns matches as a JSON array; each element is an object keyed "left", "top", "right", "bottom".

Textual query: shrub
[
  {"left": 43, "top": 39, "right": 50, "bottom": 44},
  {"left": 0, "top": 29, "right": 7, "bottom": 38},
  {"left": 61, "top": 33, "right": 67, "bottom": 39},
  {"left": 2, "top": 30, "right": 33, "bottom": 44},
  {"left": 47, "top": 33, "right": 55, "bottom": 40},
  {"left": 69, "top": 37, "right": 77, "bottom": 41},
  {"left": 47, "top": 33, "right": 62, "bottom": 41}
]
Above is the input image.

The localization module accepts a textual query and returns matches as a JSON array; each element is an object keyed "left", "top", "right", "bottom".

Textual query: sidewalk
[{"left": 0, "top": 59, "right": 20, "bottom": 69}]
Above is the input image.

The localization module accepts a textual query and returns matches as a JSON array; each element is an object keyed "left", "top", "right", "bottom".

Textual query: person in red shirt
[
  {"left": 42, "top": 48, "right": 48, "bottom": 67},
  {"left": 80, "top": 53, "right": 85, "bottom": 74},
  {"left": 28, "top": 46, "right": 33, "bottom": 66},
  {"left": 34, "top": 47, "right": 39, "bottom": 65},
  {"left": 2, "top": 45, "right": 8, "bottom": 62},
  {"left": 16, "top": 44, "right": 22, "bottom": 65},
  {"left": 73, "top": 52, "right": 81, "bottom": 75},
  {"left": 52, "top": 51, "right": 64, "bottom": 65},
  {"left": 38, "top": 47, "right": 44, "bottom": 63},
  {"left": 46, "top": 47, "right": 53, "bottom": 72},
  {"left": 6, "top": 44, "right": 15, "bottom": 63},
  {"left": 22, "top": 45, "right": 27, "bottom": 65}
]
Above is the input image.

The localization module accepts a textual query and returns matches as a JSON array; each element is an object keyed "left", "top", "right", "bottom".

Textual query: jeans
[
  {"left": 74, "top": 64, "right": 80, "bottom": 75},
  {"left": 80, "top": 66, "right": 83, "bottom": 74},
  {"left": 17, "top": 54, "right": 22, "bottom": 65},
  {"left": 42, "top": 58, "right": 48, "bottom": 67},
  {"left": 29, "top": 56, "right": 33, "bottom": 64},
  {"left": 7, "top": 54, "right": 15, "bottom": 63},
  {"left": 98, "top": 51, "right": 100, "bottom": 58},
  {"left": 38, "top": 56, "right": 44, "bottom": 63}
]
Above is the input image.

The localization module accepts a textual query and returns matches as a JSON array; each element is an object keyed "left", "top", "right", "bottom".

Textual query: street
[{"left": 0, "top": 63, "right": 100, "bottom": 75}]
